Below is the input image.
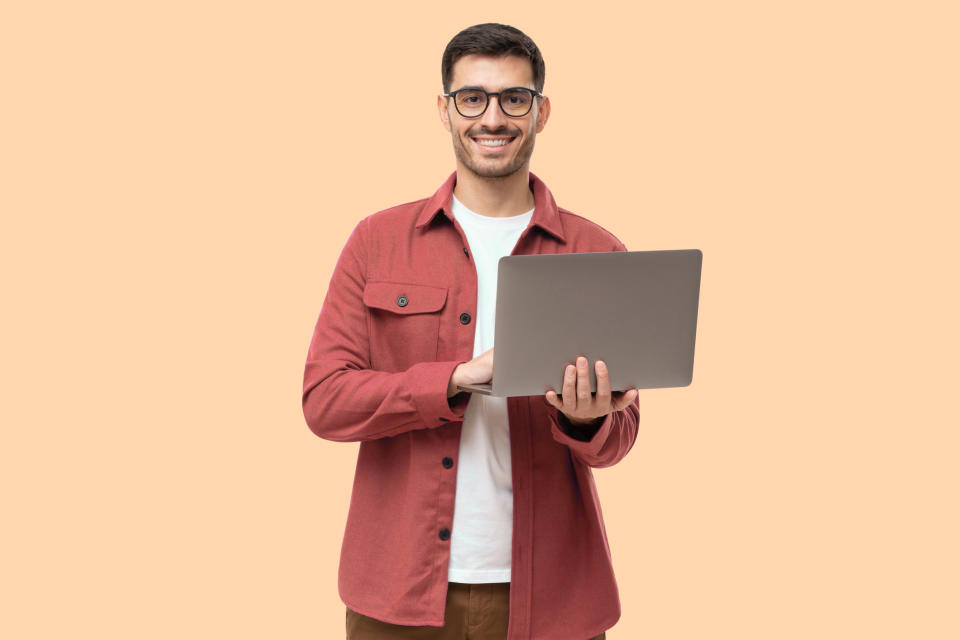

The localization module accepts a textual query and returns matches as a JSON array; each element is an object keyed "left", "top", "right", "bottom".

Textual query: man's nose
[{"left": 479, "top": 94, "right": 509, "bottom": 129}]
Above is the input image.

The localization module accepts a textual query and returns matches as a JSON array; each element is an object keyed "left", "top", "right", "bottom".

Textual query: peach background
[{"left": 2, "top": 1, "right": 958, "bottom": 638}]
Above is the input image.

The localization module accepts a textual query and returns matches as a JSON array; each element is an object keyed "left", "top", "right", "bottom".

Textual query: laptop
[{"left": 457, "top": 249, "right": 703, "bottom": 397}]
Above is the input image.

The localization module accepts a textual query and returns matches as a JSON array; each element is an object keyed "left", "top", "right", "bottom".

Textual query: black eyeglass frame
[{"left": 442, "top": 86, "right": 543, "bottom": 118}]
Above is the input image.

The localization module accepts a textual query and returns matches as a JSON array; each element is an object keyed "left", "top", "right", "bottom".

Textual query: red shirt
[{"left": 302, "top": 172, "right": 640, "bottom": 640}]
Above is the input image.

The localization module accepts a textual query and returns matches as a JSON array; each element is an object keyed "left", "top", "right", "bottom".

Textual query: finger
[
  {"left": 562, "top": 363, "right": 577, "bottom": 412},
  {"left": 544, "top": 388, "right": 562, "bottom": 410},
  {"left": 611, "top": 388, "right": 639, "bottom": 411},
  {"left": 576, "top": 356, "right": 591, "bottom": 407},
  {"left": 595, "top": 360, "right": 612, "bottom": 408}
]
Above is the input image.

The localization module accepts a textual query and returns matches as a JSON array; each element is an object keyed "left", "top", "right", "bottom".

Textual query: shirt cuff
[
  {"left": 547, "top": 402, "right": 615, "bottom": 457},
  {"left": 555, "top": 411, "right": 604, "bottom": 441},
  {"left": 409, "top": 360, "right": 470, "bottom": 428}
]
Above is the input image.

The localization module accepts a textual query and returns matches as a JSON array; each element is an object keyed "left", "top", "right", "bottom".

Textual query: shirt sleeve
[
  {"left": 301, "top": 217, "right": 469, "bottom": 442},
  {"left": 544, "top": 396, "right": 640, "bottom": 468}
]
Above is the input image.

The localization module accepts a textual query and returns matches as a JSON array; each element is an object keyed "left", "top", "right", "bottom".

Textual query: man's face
[{"left": 438, "top": 54, "right": 550, "bottom": 180}]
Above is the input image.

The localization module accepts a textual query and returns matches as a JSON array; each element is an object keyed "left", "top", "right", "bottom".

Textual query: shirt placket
[{"left": 432, "top": 214, "right": 479, "bottom": 598}]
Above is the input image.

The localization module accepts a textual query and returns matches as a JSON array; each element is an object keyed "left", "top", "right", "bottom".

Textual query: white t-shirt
[{"left": 447, "top": 194, "right": 534, "bottom": 584}]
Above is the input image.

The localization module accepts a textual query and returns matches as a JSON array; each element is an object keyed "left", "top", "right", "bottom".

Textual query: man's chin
[
  {"left": 473, "top": 168, "right": 521, "bottom": 179},
  {"left": 461, "top": 158, "right": 525, "bottom": 180}
]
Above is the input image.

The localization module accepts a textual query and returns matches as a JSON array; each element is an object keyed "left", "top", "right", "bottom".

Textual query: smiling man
[{"left": 302, "top": 23, "right": 639, "bottom": 640}]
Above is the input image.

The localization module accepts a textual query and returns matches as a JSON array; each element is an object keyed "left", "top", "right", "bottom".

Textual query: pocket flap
[{"left": 362, "top": 281, "right": 448, "bottom": 314}]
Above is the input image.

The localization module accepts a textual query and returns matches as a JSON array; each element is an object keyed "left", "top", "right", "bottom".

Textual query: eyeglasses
[{"left": 443, "top": 87, "right": 542, "bottom": 118}]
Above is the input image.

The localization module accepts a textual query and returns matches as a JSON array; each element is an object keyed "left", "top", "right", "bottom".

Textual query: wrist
[
  {"left": 557, "top": 412, "right": 604, "bottom": 442},
  {"left": 564, "top": 414, "right": 602, "bottom": 427},
  {"left": 447, "top": 365, "right": 462, "bottom": 398}
]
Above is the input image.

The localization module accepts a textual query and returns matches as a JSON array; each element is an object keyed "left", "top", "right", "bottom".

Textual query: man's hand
[
  {"left": 545, "top": 356, "right": 638, "bottom": 426},
  {"left": 447, "top": 348, "right": 494, "bottom": 398}
]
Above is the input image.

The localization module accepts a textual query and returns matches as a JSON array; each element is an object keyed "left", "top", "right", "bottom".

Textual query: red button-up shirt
[{"left": 302, "top": 172, "right": 640, "bottom": 640}]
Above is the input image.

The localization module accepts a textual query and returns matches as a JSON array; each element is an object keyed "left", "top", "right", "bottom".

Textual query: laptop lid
[{"left": 457, "top": 249, "right": 702, "bottom": 397}]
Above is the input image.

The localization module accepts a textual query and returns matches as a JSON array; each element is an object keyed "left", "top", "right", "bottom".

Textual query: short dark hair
[{"left": 441, "top": 23, "right": 545, "bottom": 93}]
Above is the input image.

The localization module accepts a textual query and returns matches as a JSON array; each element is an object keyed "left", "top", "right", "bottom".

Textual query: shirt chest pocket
[{"left": 362, "top": 281, "right": 448, "bottom": 371}]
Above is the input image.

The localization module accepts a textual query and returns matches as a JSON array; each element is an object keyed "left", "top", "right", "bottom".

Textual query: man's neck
[{"left": 452, "top": 167, "right": 535, "bottom": 218}]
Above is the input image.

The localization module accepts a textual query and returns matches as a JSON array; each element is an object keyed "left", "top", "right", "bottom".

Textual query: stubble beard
[{"left": 452, "top": 129, "right": 536, "bottom": 180}]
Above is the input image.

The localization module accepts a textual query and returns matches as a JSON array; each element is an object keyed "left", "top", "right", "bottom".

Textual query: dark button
[
  {"left": 459, "top": 312, "right": 471, "bottom": 325},
  {"left": 442, "top": 457, "right": 454, "bottom": 469},
  {"left": 438, "top": 528, "right": 451, "bottom": 541},
  {"left": 463, "top": 247, "right": 469, "bottom": 258},
  {"left": 396, "top": 295, "right": 408, "bottom": 307},
  {"left": 438, "top": 417, "right": 449, "bottom": 422}
]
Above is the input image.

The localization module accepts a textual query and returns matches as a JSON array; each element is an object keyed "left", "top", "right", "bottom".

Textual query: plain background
[{"left": 2, "top": 1, "right": 958, "bottom": 638}]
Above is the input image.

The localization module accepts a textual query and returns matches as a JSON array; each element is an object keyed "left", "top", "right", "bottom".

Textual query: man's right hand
[{"left": 447, "top": 348, "right": 494, "bottom": 398}]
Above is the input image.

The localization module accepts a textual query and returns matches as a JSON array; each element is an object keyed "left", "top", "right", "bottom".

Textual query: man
[{"left": 302, "top": 23, "right": 639, "bottom": 640}]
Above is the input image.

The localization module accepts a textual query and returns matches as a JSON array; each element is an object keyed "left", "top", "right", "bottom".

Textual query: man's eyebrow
[{"left": 452, "top": 85, "right": 485, "bottom": 92}]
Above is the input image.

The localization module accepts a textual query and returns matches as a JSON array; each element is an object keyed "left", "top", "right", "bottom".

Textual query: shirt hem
[
  {"left": 563, "top": 614, "right": 619, "bottom": 640},
  {"left": 343, "top": 599, "right": 445, "bottom": 628}
]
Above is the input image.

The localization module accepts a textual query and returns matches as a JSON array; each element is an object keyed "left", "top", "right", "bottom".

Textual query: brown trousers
[{"left": 346, "top": 582, "right": 606, "bottom": 640}]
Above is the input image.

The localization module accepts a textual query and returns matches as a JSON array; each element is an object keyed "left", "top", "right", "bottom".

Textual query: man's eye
[{"left": 503, "top": 92, "right": 530, "bottom": 105}]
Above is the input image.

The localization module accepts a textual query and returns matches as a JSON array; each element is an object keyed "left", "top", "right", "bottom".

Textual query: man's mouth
[{"left": 470, "top": 135, "right": 517, "bottom": 150}]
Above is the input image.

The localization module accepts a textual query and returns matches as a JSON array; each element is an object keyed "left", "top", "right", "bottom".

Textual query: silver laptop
[{"left": 457, "top": 249, "right": 703, "bottom": 397}]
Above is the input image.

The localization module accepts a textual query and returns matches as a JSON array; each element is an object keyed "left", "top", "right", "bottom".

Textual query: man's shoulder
[
  {"left": 555, "top": 206, "right": 627, "bottom": 251},
  {"left": 359, "top": 197, "right": 431, "bottom": 230}
]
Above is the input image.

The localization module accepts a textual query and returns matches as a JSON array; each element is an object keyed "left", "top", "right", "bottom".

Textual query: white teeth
[{"left": 475, "top": 138, "right": 510, "bottom": 146}]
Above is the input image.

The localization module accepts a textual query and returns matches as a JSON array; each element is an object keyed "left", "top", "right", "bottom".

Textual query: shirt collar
[{"left": 415, "top": 171, "right": 567, "bottom": 243}]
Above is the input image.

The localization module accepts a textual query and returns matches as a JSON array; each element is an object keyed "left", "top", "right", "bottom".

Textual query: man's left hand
[{"left": 545, "top": 356, "right": 638, "bottom": 426}]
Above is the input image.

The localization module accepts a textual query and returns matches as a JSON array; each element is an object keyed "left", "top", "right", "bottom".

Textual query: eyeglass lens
[{"left": 455, "top": 89, "right": 534, "bottom": 117}]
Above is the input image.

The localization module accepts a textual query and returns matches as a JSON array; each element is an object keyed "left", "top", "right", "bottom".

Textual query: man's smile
[{"left": 469, "top": 134, "right": 517, "bottom": 150}]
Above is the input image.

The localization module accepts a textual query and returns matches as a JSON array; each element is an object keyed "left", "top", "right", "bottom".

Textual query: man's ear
[
  {"left": 535, "top": 95, "right": 551, "bottom": 133},
  {"left": 438, "top": 95, "right": 451, "bottom": 132}
]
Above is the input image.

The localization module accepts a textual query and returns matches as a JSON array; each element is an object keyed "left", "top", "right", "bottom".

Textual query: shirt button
[
  {"left": 459, "top": 312, "right": 471, "bottom": 324},
  {"left": 396, "top": 295, "right": 408, "bottom": 307},
  {"left": 442, "top": 457, "right": 454, "bottom": 469},
  {"left": 438, "top": 528, "right": 451, "bottom": 541}
]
